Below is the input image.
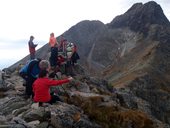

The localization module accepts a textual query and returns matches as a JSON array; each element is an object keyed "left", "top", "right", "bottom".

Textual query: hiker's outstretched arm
[{"left": 47, "top": 77, "right": 73, "bottom": 87}]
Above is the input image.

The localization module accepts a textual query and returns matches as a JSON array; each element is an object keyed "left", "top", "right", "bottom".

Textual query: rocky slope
[
  {"left": 0, "top": 65, "right": 169, "bottom": 128},
  {"left": 103, "top": 1, "right": 170, "bottom": 125},
  {"left": 5, "top": 1, "right": 170, "bottom": 127}
]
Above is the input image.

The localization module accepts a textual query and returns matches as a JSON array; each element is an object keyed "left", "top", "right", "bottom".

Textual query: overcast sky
[{"left": 0, "top": 0, "right": 170, "bottom": 69}]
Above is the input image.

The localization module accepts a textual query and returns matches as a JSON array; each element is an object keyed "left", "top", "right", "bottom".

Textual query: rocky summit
[
  {"left": 108, "top": 1, "right": 170, "bottom": 34},
  {"left": 2, "top": 1, "right": 170, "bottom": 128}
]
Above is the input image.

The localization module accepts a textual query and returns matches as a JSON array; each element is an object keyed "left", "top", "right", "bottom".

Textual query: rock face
[
  {"left": 0, "top": 70, "right": 5, "bottom": 87},
  {"left": 103, "top": 1, "right": 170, "bottom": 126},
  {"left": 6, "top": 1, "right": 170, "bottom": 127},
  {"left": 108, "top": 1, "right": 170, "bottom": 34}
]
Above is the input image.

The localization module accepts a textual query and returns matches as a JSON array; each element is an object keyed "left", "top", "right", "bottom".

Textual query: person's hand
[{"left": 68, "top": 76, "right": 73, "bottom": 81}]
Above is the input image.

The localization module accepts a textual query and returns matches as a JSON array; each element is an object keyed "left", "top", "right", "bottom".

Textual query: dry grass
[
  {"left": 103, "top": 41, "right": 158, "bottom": 80},
  {"left": 69, "top": 95, "right": 154, "bottom": 128},
  {"left": 111, "top": 72, "right": 138, "bottom": 88}
]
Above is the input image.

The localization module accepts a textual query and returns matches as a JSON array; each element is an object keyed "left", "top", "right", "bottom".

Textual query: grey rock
[
  {"left": 22, "top": 107, "right": 50, "bottom": 122},
  {"left": 0, "top": 97, "right": 28, "bottom": 115},
  {"left": 50, "top": 102, "right": 100, "bottom": 128},
  {"left": 36, "top": 122, "right": 50, "bottom": 128}
]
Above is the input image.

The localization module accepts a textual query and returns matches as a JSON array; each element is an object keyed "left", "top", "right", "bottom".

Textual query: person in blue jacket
[{"left": 19, "top": 59, "right": 50, "bottom": 99}]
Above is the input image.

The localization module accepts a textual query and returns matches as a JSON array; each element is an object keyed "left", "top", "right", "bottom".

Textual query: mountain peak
[{"left": 108, "top": 1, "right": 170, "bottom": 33}]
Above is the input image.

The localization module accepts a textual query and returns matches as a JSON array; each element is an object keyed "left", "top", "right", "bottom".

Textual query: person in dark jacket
[
  {"left": 71, "top": 44, "right": 80, "bottom": 66},
  {"left": 28, "top": 36, "right": 38, "bottom": 60},
  {"left": 33, "top": 69, "right": 73, "bottom": 105}
]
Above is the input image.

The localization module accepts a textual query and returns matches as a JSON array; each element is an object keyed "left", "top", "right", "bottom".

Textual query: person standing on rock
[
  {"left": 28, "top": 36, "right": 38, "bottom": 60},
  {"left": 71, "top": 43, "right": 80, "bottom": 66},
  {"left": 32, "top": 69, "right": 73, "bottom": 105},
  {"left": 49, "top": 33, "right": 58, "bottom": 69}
]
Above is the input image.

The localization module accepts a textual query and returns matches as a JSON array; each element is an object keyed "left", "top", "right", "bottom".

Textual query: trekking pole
[
  {"left": 61, "top": 85, "right": 69, "bottom": 95},
  {"left": 59, "top": 84, "right": 71, "bottom": 101}
]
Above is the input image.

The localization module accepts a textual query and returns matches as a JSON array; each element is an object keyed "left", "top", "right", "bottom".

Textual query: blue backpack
[{"left": 19, "top": 59, "right": 40, "bottom": 80}]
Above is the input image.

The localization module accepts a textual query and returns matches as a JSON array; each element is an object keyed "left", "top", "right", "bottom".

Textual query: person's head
[
  {"left": 50, "top": 33, "right": 54, "bottom": 37},
  {"left": 30, "top": 36, "right": 34, "bottom": 40},
  {"left": 39, "top": 60, "right": 50, "bottom": 71},
  {"left": 39, "top": 70, "right": 48, "bottom": 78}
]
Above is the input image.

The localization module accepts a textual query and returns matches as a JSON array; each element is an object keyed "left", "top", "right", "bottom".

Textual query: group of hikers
[{"left": 20, "top": 33, "right": 80, "bottom": 106}]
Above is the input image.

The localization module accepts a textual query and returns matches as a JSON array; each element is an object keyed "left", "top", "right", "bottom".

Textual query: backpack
[
  {"left": 66, "top": 42, "right": 74, "bottom": 59},
  {"left": 19, "top": 59, "right": 40, "bottom": 80}
]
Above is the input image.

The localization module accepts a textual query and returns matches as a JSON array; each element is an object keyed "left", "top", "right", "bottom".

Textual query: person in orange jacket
[
  {"left": 28, "top": 36, "right": 38, "bottom": 60},
  {"left": 49, "top": 33, "right": 58, "bottom": 68},
  {"left": 33, "top": 69, "right": 73, "bottom": 105}
]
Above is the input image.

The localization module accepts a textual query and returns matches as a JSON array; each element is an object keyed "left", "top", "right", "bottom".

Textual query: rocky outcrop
[
  {"left": 1, "top": 66, "right": 168, "bottom": 128},
  {"left": 108, "top": 1, "right": 170, "bottom": 35}
]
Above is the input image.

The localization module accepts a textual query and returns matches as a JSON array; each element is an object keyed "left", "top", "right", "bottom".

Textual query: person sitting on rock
[{"left": 32, "top": 69, "right": 73, "bottom": 106}]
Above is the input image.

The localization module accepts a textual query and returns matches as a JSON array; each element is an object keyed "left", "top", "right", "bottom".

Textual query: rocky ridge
[
  {"left": 0, "top": 65, "right": 169, "bottom": 128},
  {"left": 4, "top": 1, "right": 170, "bottom": 127}
]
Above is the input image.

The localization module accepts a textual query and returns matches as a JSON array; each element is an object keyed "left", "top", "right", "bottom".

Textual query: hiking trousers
[
  {"left": 25, "top": 76, "right": 36, "bottom": 98},
  {"left": 50, "top": 47, "right": 58, "bottom": 67},
  {"left": 30, "top": 53, "right": 35, "bottom": 60}
]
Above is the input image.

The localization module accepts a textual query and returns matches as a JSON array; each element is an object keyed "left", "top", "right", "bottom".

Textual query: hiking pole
[
  {"left": 60, "top": 84, "right": 73, "bottom": 103},
  {"left": 60, "top": 84, "right": 70, "bottom": 98}
]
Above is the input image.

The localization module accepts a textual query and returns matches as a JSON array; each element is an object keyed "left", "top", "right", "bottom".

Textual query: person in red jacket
[
  {"left": 28, "top": 36, "right": 38, "bottom": 60},
  {"left": 33, "top": 69, "right": 73, "bottom": 105}
]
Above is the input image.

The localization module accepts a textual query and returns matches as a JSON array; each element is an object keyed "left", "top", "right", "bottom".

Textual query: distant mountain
[
  {"left": 8, "top": 1, "right": 170, "bottom": 126},
  {"left": 108, "top": 1, "right": 170, "bottom": 34}
]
